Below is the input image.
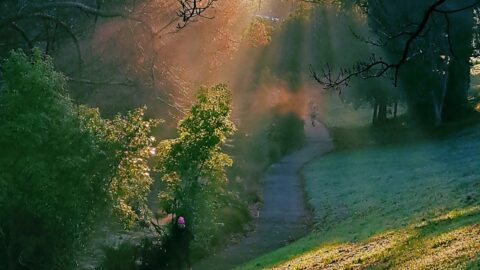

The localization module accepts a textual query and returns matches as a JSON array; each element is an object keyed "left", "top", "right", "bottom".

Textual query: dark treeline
[{"left": 310, "top": 0, "right": 480, "bottom": 126}]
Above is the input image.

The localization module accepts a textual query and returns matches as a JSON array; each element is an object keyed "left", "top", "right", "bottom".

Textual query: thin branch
[
  {"left": 150, "top": 220, "right": 163, "bottom": 235},
  {"left": 32, "top": 14, "right": 82, "bottom": 73},
  {"left": 435, "top": 0, "right": 480, "bottom": 14},
  {"left": 394, "top": 0, "right": 448, "bottom": 81},
  {"left": 156, "top": 95, "right": 185, "bottom": 114},
  {"left": 8, "top": 22, "right": 33, "bottom": 49},
  {"left": 310, "top": 56, "right": 393, "bottom": 88},
  {"left": 176, "top": 0, "right": 217, "bottom": 29},
  {"left": 443, "top": 13, "right": 455, "bottom": 57},
  {"left": 313, "top": 0, "right": 454, "bottom": 88},
  {"left": 0, "top": 1, "right": 146, "bottom": 28},
  {"left": 34, "top": 2, "right": 137, "bottom": 19},
  {"left": 67, "top": 77, "right": 135, "bottom": 87},
  {"left": 349, "top": 26, "right": 413, "bottom": 47},
  {"left": 155, "top": 16, "right": 180, "bottom": 36}
]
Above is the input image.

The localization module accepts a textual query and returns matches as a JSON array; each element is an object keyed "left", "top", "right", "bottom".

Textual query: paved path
[{"left": 194, "top": 122, "right": 333, "bottom": 270}]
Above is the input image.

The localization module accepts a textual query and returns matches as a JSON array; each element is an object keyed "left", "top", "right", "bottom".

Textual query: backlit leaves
[{"left": 155, "top": 84, "right": 236, "bottom": 249}]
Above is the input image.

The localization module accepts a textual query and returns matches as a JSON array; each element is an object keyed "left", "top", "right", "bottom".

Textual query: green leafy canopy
[
  {"left": 0, "top": 49, "right": 159, "bottom": 269},
  {"left": 155, "top": 84, "right": 236, "bottom": 249}
]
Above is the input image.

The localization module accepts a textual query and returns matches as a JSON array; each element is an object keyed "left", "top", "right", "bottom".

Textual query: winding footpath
[{"left": 194, "top": 122, "right": 333, "bottom": 270}]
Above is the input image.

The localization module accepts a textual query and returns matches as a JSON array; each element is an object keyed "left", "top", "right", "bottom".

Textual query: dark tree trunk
[
  {"left": 441, "top": 3, "right": 474, "bottom": 122},
  {"left": 393, "top": 101, "right": 398, "bottom": 119},
  {"left": 442, "top": 58, "right": 471, "bottom": 121},
  {"left": 377, "top": 101, "right": 387, "bottom": 123},
  {"left": 372, "top": 98, "right": 387, "bottom": 125},
  {"left": 367, "top": 0, "right": 475, "bottom": 126}
]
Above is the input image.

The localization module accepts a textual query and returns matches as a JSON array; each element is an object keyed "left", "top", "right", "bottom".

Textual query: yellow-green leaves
[
  {"left": 80, "top": 106, "right": 160, "bottom": 227},
  {"left": 155, "top": 84, "right": 236, "bottom": 249},
  {"left": 0, "top": 50, "right": 162, "bottom": 269}
]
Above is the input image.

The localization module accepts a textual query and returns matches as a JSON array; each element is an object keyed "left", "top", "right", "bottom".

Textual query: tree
[
  {"left": 308, "top": 0, "right": 479, "bottom": 125},
  {"left": 367, "top": 0, "right": 475, "bottom": 125},
  {"left": 177, "top": 0, "right": 218, "bottom": 29},
  {"left": 244, "top": 18, "right": 274, "bottom": 47},
  {"left": 0, "top": 49, "right": 158, "bottom": 269},
  {"left": 0, "top": 0, "right": 218, "bottom": 88},
  {"left": 78, "top": 105, "right": 159, "bottom": 227},
  {"left": 155, "top": 84, "right": 236, "bottom": 250},
  {"left": 306, "top": 3, "right": 401, "bottom": 124}
]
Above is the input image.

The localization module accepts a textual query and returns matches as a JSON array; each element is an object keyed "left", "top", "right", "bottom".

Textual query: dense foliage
[
  {"left": 307, "top": 0, "right": 478, "bottom": 125},
  {"left": 78, "top": 105, "right": 159, "bottom": 227},
  {"left": 156, "top": 84, "right": 236, "bottom": 250},
  {"left": 367, "top": 0, "right": 475, "bottom": 125},
  {"left": 244, "top": 18, "right": 274, "bottom": 47},
  {"left": 0, "top": 50, "right": 157, "bottom": 269}
]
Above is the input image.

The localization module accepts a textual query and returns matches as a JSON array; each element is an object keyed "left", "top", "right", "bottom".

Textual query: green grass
[
  {"left": 238, "top": 124, "right": 480, "bottom": 269},
  {"left": 465, "top": 254, "right": 480, "bottom": 270},
  {"left": 319, "top": 92, "right": 374, "bottom": 128}
]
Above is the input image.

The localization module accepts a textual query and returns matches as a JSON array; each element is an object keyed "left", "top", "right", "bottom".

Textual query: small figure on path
[
  {"left": 310, "top": 104, "right": 318, "bottom": 127},
  {"left": 171, "top": 215, "right": 193, "bottom": 270}
]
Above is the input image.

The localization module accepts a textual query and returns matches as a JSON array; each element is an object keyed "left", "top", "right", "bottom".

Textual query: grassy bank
[{"left": 238, "top": 123, "right": 480, "bottom": 269}]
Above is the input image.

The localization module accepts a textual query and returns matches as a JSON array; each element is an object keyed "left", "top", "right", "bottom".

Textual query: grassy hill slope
[{"left": 238, "top": 124, "right": 480, "bottom": 269}]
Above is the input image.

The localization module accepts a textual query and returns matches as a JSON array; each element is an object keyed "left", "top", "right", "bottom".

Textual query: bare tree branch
[
  {"left": 0, "top": 1, "right": 150, "bottom": 72},
  {"left": 0, "top": 2, "right": 145, "bottom": 28},
  {"left": 349, "top": 26, "right": 414, "bottom": 47},
  {"left": 32, "top": 14, "right": 82, "bottom": 72},
  {"left": 176, "top": 0, "right": 217, "bottom": 29},
  {"left": 8, "top": 22, "right": 33, "bottom": 49},
  {"left": 67, "top": 77, "right": 135, "bottom": 87},
  {"left": 156, "top": 95, "right": 185, "bottom": 114},
  {"left": 310, "top": 55, "right": 393, "bottom": 89},
  {"left": 311, "top": 0, "right": 480, "bottom": 89},
  {"left": 435, "top": 0, "right": 480, "bottom": 14},
  {"left": 442, "top": 13, "right": 455, "bottom": 57}
]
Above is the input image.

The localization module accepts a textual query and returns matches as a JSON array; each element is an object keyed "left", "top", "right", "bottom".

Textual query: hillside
[{"left": 239, "top": 124, "right": 480, "bottom": 269}]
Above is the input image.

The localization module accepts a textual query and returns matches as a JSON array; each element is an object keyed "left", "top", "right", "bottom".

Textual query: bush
[
  {"left": 99, "top": 235, "right": 172, "bottom": 270},
  {"left": 244, "top": 18, "right": 274, "bottom": 47},
  {"left": 267, "top": 112, "right": 305, "bottom": 161},
  {"left": 0, "top": 50, "right": 158, "bottom": 269},
  {"left": 99, "top": 243, "right": 139, "bottom": 270}
]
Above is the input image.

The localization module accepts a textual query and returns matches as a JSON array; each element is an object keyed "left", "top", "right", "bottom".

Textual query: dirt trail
[{"left": 194, "top": 121, "right": 333, "bottom": 270}]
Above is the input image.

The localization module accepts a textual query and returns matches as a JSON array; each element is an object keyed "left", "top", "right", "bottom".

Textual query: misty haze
[{"left": 0, "top": 0, "right": 479, "bottom": 269}]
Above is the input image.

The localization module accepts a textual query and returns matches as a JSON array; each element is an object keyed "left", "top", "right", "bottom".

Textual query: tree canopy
[
  {"left": 308, "top": 0, "right": 479, "bottom": 125},
  {"left": 156, "top": 84, "right": 236, "bottom": 249},
  {"left": 0, "top": 50, "right": 158, "bottom": 269}
]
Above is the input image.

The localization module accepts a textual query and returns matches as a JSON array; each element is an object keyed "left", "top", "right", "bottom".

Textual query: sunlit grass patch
[
  {"left": 238, "top": 205, "right": 480, "bottom": 270},
  {"left": 267, "top": 230, "right": 411, "bottom": 270},
  {"left": 239, "top": 124, "right": 480, "bottom": 269},
  {"left": 392, "top": 224, "right": 480, "bottom": 270},
  {"left": 241, "top": 207, "right": 480, "bottom": 270},
  {"left": 429, "top": 206, "right": 480, "bottom": 225}
]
